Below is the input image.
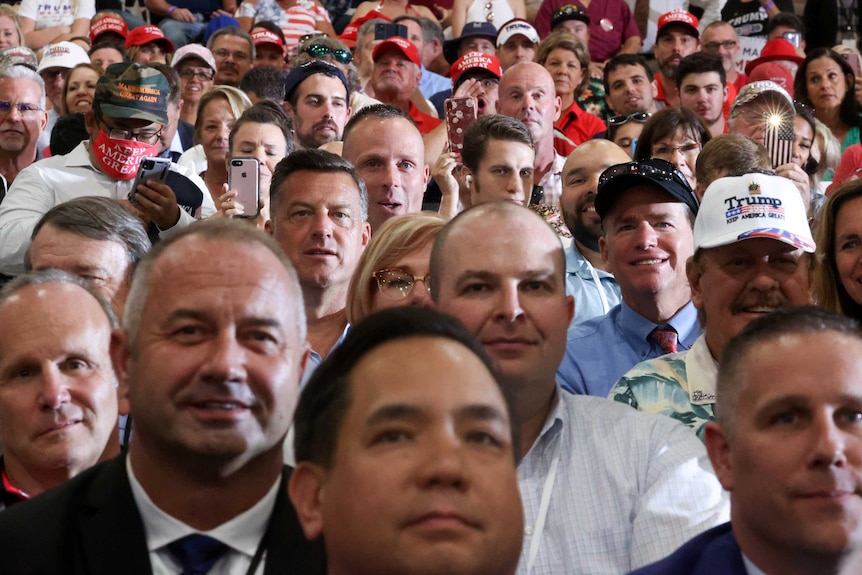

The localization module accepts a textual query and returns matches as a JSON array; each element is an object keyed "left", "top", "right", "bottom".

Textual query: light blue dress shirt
[
  {"left": 556, "top": 300, "right": 700, "bottom": 397},
  {"left": 418, "top": 65, "right": 451, "bottom": 100},
  {"left": 564, "top": 242, "right": 621, "bottom": 326}
]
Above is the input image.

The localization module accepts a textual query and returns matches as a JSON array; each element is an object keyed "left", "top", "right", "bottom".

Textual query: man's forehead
[
  {"left": 682, "top": 72, "right": 722, "bottom": 87},
  {"left": 501, "top": 65, "right": 552, "bottom": 92},
  {"left": 704, "top": 24, "right": 736, "bottom": 41},
  {"left": 299, "top": 73, "right": 347, "bottom": 97},
  {"left": 214, "top": 35, "right": 250, "bottom": 50},
  {"left": 609, "top": 64, "right": 648, "bottom": 82}
]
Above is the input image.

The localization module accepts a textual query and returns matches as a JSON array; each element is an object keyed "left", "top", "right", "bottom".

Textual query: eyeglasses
[
  {"left": 652, "top": 142, "right": 700, "bottom": 157},
  {"left": 98, "top": 114, "right": 163, "bottom": 144},
  {"left": 40, "top": 69, "right": 65, "bottom": 80},
  {"left": 373, "top": 269, "right": 431, "bottom": 300},
  {"left": 607, "top": 111, "right": 651, "bottom": 126},
  {"left": 0, "top": 101, "right": 43, "bottom": 116},
  {"left": 598, "top": 158, "right": 689, "bottom": 189},
  {"left": 703, "top": 40, "right": 738, "bottom": 51},
  {"left": 213, "top": 48, "right": 250, "bottom": 61},
  {"left": 302, "top": 43, "right": 353, "bottom": 65},
  {"left": 177, "top": 67, "right": 214, "bottom": 81}
]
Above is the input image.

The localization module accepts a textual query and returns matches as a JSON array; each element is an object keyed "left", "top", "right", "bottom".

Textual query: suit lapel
[
  {"left": 262, "top": 467, "right": 326, "bottom": 575},
  {"left": 77, "top": 456, "right": 153, "bottom": 575}
]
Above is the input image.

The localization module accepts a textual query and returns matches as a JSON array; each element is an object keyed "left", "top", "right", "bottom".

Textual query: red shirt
[
  {"left": 408, "top": 101, "right": 442, "bottom": 135},
  {"left": 553, "top": 100, "right": 605, "bottom": 156}
]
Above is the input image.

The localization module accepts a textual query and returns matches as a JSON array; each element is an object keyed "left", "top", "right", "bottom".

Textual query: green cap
[{"left": 95, "top": 62, "right": 169, "bottom": 125}]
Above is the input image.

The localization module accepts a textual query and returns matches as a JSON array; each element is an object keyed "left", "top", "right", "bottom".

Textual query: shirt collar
[
  {"left": 126, "top": 456, "right": 280, "bottom": 558},
  {"left": 616, "top": 300, "right": 700, "bottom": 353},
  {"left": 741, "top": 552, "right": 767, "bottom": 575},
  {"left": 64, "top": 141, "right": 94, "bottom": 168},
  {"left": 565, "top": 242, "right": 613, "bottom": 280},
  {"left": 684, "top": 334, "right": 718, "bottom": 405}
]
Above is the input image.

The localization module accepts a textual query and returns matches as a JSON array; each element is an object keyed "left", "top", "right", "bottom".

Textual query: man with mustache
[
  {"left": 631, "top": 306, "right": 862, "bottom": 575},
  {"left": 559, "top": 139, "right": 627, "bottom": 325},
  {"left": 207, "top": 26, "right": 253, "bottom": 88},
  {"left": 0, "top": 219, "right": 325, "bottom": 573},
  {"left": 284, "top": 61, "right": 352, "bottom": 150},
  {"left": 0, "top": 270, "right": 121, "bottom": 510},
  {"left": 610, "top": 173, "right": 814, "bottom": 439},
  {"left": 653, "top": 10, "right": 700, "bottom": 108},
  {"left": 0, "top": 65, "right": 47, "bottom": 201}
]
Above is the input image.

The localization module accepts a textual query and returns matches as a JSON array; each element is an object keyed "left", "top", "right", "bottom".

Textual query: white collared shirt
[{"left": 127, "top": 457, "right": 280, "bottom": 575}]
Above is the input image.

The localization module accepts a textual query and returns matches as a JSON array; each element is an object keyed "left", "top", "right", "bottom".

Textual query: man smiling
[
  {"left": 611, "top": 173, "right": 815, "bottom": 439},
  {"left": 557, "top": 158, "right": 701, "bottom": 397}
]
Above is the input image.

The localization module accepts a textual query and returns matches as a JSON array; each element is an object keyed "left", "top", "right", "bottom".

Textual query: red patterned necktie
[{"left": 649, "top": 326, "right": 678, "bottom": 355}]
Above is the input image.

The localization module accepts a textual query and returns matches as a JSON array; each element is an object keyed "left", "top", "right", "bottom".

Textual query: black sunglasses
[
  {"left": 598, "top": 158, "right": 687, "bottom": 189},
  {"left": 302, "top": 43, "right": 353, "bottom": 65}
]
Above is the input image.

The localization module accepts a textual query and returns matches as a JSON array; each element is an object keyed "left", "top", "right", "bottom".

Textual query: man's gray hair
[
  {"left": 0, "top": 64, "right": 46, "bottom": 109},
  {"left": 26, "top": 196, "right": 150, "bottom": 271},
  {"left": 123, "top": 219, "right": 305, "bottom": 346},
  {"left": 207, "top": 26, "right": 256, "bottom": 61},
  {"left": 0, "top": 269, "right": 119, "bottom": 330}
]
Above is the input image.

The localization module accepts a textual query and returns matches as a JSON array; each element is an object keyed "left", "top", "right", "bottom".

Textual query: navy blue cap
[
  {"left": 283, "top": 60, "right": 350, "bottom": 102},
  {"left": 443, "top": 21, "right": 498, "bottom": 64},
  {"left": 596, "top": 158, "right": 699, "bottom": 220}
]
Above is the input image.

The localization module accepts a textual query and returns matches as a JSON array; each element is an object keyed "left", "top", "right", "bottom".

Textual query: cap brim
[
  {"left": 99, "top": 102, "right": 167, "bottom": 126},
  {"left": 699, "top": 229, "right": 816, "bottom": 252},
  {"left": 596, "top": 173, "right": 696, "bottom": 219}
]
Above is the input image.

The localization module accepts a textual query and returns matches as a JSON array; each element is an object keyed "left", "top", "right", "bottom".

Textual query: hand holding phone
[
  {"left": 445, "top": 97, "right": 478, "bottom": 156},
  {"left": 843, "top": 51, "right": 861, "bottom": 77},
  {"left": 129, "top": 157, "right": 171, "bottom": 205},
  {"left": 228, "top": 157, "right": 260, "bottom": 218}
]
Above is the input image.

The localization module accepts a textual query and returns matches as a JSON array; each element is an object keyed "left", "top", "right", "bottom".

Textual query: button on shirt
[
  {"left": 515, "top": 389, "right": 729, "bottom": 575},
  {"left": 564, "top": 242, "right": 621, "bottom": 326},
  {"left": 127, "top": 457, "right": 280, "bottom": 575},
  {"left": 557, "top": 300, "right": 700, "bottom": 397}
]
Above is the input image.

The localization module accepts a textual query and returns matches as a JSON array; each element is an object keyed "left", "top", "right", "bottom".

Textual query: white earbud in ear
[{"left": 465, "top": 175, "right": 473, "bottom": 188}]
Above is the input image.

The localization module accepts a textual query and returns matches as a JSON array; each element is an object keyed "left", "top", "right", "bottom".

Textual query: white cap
[
  {"left": 496, "top": 19, "right": 539, "bottom": 47},
  {"left": 695, "top": 173, "right": 815, "bottom": 252},
  {"left": 37, "top": 41, "right": 90, "bottom": 72}
]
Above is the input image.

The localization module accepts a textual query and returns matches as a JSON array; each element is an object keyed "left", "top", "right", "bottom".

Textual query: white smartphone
[{"left": 228, "top": 157, "right": 260, "bottom": 218}]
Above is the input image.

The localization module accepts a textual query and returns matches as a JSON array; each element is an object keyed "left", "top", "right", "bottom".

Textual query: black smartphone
[
  {"left": 228, "top": 157, "right": 260, "bottom": 218},
  {"left": 374, "top": 23, "right": 408, "bottom": 41},
  {"left": 129, "top": 156, "right": 171, "bottom": 204},
  {"left": 530, "top": 185, "right": 544, "bottom": 206}
]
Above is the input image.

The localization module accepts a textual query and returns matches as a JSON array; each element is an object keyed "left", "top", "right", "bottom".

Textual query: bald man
[{"left": 560, "top": 139, "right": 629, "bottom": 324}]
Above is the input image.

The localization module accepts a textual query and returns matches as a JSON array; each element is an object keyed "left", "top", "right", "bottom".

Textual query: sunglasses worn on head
[
  {"left": 598, "top": 158, "right": 687, "bottom": 189},
  {"left": 607, "top": 111, "right": 651, "bottom": 126},
  {"left": 302, "top": 43, "right": 353, "bottom": 65}
]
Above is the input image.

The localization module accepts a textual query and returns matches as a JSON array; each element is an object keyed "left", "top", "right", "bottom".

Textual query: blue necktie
[{"left": 167, "top": 534, "right": 229, "bottom": 575}]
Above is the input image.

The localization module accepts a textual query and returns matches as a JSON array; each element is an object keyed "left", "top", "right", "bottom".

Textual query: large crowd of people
[{"left": 0, "top": 1, "right": 861, "bottom": 574}]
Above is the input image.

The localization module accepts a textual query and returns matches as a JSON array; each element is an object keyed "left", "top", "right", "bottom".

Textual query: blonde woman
[{"left": 346, "top": 212, "right": 445, "bottom": 324}]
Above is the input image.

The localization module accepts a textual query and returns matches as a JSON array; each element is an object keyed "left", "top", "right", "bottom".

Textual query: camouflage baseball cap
[{"left": 94, "top": 62, "right": 169, "bottom": 125}]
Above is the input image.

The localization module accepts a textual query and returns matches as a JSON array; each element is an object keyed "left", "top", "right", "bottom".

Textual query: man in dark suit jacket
[
  {"left": 0, "top": 219, "right": 324, "bottom": 574},
  {"left": 629, "top": 307, "right": 862, "bottom": 575}
]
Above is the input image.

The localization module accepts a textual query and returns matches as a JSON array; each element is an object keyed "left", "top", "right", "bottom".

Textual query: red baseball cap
[
  {"left": 450, "top": 51, "right": 502, "bottom": 90},
  {"left": 372, "top": 36, "right": 420, "bottom": 66},
  {"left": 252, "top": 29, "right": 285, "bottom": 52},
  {"left": 89, "top": 13, "right": 128, "bottom": 44},
  {"left": 744, "top": 38, "right": 804, "bottom": 75},
  {"left": 125, "top": 25, "right": 175, "bottom": 54},
  {"left": 657, "top": 9, "right": 699, "bottom": 40}
]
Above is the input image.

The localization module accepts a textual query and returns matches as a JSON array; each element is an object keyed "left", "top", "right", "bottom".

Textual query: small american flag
[{"left": 764, "top": 114, "right": 794, "bottom": 168}]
